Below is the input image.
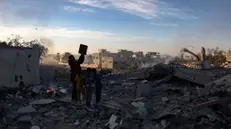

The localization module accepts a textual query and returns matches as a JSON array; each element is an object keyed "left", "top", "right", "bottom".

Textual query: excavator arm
[{"left": 181, "top": 48, "right": 201, "bottom": 61}]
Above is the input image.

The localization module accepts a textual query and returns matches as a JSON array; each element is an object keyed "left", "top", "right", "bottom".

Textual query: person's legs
[
  {"left": 88, "top": 87, "right": 92, "bottom": 106},
  {"left": 86, "top": 87, "right": 90, "bottom": 107},
  {"left": 71, "top": 82, "right": 77, "bottom": 101},
  {"left": 95, "top": 86, "right": 101, "bottom": 104},
  {"left": 81, "top": 87, "right": 86, "bottom": 102},
  {"left": 86, "top": 87, "right": 92, "bottom": 107},
  {"left": 76, "top": 88, "right": 81, "bottom": 103}
]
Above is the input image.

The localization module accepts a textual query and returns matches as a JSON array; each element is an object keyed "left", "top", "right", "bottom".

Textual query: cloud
[
  {"left": 0, "top": 25, "right": 152, "bottom": 42},
  {"left": 69, "top": 0, "right": 198, "bottom": 20},
  {"left": 150, "top": 22, "right": 178, "bottom": 27},
  {"left": 64, "top": 5, "right": 95, "bottom": 12}
]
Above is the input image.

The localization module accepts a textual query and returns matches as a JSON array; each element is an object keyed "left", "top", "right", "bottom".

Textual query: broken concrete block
[
  {"left": 131, "top": 102, "right": 148, "bottom": 118},
  {"left": 140, "top": 80, "right": 148, "bottom": 84},
  {"left": 30, "top": 99, "right": 55, "bottom": 105},
  {"left": 52, "top": 123, "right": 76, "bottom": 129},
  {"left": 31, "top": 85, "right": 42, "bottom": 94},
  {"left": 106, "top": 114, "right": 123, "bottom": 129},
  {"left": 227, "top": 87, "right": 231, "bottom": 93},
  {"left": 133, "top": 97, "right": 146, "bottom": 102},
  {"left": 59, "top": 89, "right": 67, "bottom": 94},
  {"left": 209, "top": 74, "right": 231, "bottom": 86},
  {"left": 102, "top": 100, "right": 123, "bottom": 110},
  {"left": 17, "top": 105, "right": 36, "bottom": 114},
  {"left": 73, "top": 120, "right": 80, "bottom": 125},
  {"left": 208, "top": 96, "right": 220, "bottom": 101},
  {"left": 122, "top": 82, "right": 135, "bottom": 86},
  {"left": 31, "top": 126, "right": 40, "bottom": 129},
  {"left": 173, "top": 67, "right": 215, "bottom": 85},
  {"left": 136, "top": 83, "right": 151, "bottom": 98},
  {"left": 38, "top": 107, "right": 47, "bottom": 113},
  {"left": 162, "top": 97, "right": 169, "bottom": 102},
  {"left": 17, "top": 115, "right": 32, "bottom": 123}
]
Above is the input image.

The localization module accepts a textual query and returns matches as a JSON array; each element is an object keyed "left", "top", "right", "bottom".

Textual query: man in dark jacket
[
  {"left": 92, "top": 68, "right": 102, "bottom": 104},
  {"left": 68, "top": 54, "right": 85, "bottom": 101}
]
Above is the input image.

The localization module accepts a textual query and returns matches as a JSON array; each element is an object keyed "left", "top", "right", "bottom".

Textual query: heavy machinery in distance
[{"left": 180, "top": 47, "right": 206, "bottom": 69}]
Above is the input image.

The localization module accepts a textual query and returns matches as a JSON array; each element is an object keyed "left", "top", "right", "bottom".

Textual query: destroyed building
[
  {"left": 1, "top": 60, "right": 231, "bottom": 129},
  {"left": 0, "top": 45, "right": 40, "bottom": 88}
]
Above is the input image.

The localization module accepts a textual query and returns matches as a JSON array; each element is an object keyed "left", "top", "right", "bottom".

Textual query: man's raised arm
[{"left": 77, "top": 54, "right": 85, "bottom": 64}]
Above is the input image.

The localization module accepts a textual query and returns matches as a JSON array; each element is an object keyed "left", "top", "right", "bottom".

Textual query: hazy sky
[{"left": 0, "top": 0, "right": 231, "bottom": 55}]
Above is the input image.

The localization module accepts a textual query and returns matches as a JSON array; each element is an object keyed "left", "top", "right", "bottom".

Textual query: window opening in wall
[
  {"left": 19, "top": 75, "right": 24, "bottom": 87},
  {"left": 26, "top": 64, "right": 31, "bottom": 72},
  {"left": 19, "top": 75, "right": 23, "bottom": 80},
  {"left": 15, "top": 75, "right": 18, "bottom": 82}
]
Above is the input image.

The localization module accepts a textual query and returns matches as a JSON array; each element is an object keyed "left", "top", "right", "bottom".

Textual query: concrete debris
[
  {"left": 140, "top": 80, "right": 148, "bottom": 83},
  {"left": 133, "top": 97, "right": 146, "bottom": 102},
  {"left": 59, "top": 88, "right": 67, "bottom": 94},
  {"left": 173, "top": 67, "right": 215, "bottom": 85},
  {"left": 161, "top": 97, "right": 169, "bottom": 102},
  {"left": 122, "top": 82, "right": 136, "bottom": 86},
  {"left": 136, "top": 83, "right": 151, "bottom": 97},
  {"left": 106, "top": 114, "right": 120, "bottom": 129},
  {"left": 102, "top": 100, "right": 123, "bottom": 110},
  {"left": 52, "top": 123, "right": 76, "bottom": 129},
  {"left": 31, "top": 126, "right": 40, "bottom": 129},
  {"left": 30, "top": 99, "right": 56, "bottom": 105},
  {"left": 31, "top": 85, "right": 42, "bottom": 94},
  {"left": 131, "top": 102, "right": 148, "bottom": 118},
  {"left": 73, "top": 120, "right": 80, "bottom": 125},
  {"left": 17, "top": 115, "right": 32, "bottom": 123},
  {"left": 2, "top": 63, "right": 231, "bottom": 128},
  {"left": 17, "top": 105, "right": 36, "bottom": 114}
]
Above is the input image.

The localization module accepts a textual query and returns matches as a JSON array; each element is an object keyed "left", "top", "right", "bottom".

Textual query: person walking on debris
[
  {"left": 85, "top": 68, "right": 95, "bottom": 108},
  {"left": 68, "top": 54, "right": 85, "bottom": 101},
  {"left": 75, "top": 71, "right": 86, "bottom": 104},
  {"left": 92, "top": 68, "right": 102, "bottom": 104}
]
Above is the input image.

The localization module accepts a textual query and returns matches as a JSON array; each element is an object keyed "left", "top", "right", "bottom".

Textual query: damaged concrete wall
[
  {"left": 0, "top": 45, "right": 40, "bottom": 88},
  {"left": 102, "top": 56, "right": 113, "bottom": 69}
]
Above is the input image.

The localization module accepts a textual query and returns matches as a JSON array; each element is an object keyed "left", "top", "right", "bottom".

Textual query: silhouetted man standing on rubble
[{"left": 68, "top": 54, "right": 85, "bottom": 101}]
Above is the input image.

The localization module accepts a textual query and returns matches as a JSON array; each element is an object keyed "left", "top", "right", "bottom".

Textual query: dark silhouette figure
[
  {"left": 68, "top": 54, "right": 85, "bottom": 101},
  {"left": 92, "top": 68, "right": 102, "bottom": 104}
]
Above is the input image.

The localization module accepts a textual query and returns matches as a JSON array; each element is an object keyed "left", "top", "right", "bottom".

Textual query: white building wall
[{"left": 0, "top": 45, "right": 40, "bottom": 88}]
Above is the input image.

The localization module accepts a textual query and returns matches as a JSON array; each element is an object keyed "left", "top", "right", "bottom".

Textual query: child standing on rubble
[
  {"left": 85, "top": 68, "right": 95, "bottom": 108},
  {"left": 75, "top": 71, "right": 86, "bottom": 104}
]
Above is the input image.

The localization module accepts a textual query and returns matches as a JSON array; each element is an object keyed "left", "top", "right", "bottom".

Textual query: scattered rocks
[
  {"left": 136, "top": 83, "right": 151, "bottom": 97},
  {"left": 30, "top": 99, "right": 56, "bottom": 105},
  {"left": 31, "top": 85, "right": 42, "bottom": 94},
  {"left": 31, "top": 126, "right": 40, "bottom": 129},
  {"left": 17, "top": 115, "right": 32, "bottom": 123},
  {"left": 17, "top": 105, "right": 36, "bottom": 114},
  {"left": 161, "top": 97, "right": 169, "bottom": 102}
]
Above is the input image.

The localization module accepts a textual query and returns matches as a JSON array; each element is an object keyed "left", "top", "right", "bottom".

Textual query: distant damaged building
[
  {"left": 227, "top": 50, "right": 231, "bottom": 63},
  {"left": 145, "top": 52, "right": 160, "bottom": 58},
  {"left": 92, "top": 49, "right": 114, "bottom": 69},
  {"left": 0, "top": 45, "right": 40, "bottom": 88}
]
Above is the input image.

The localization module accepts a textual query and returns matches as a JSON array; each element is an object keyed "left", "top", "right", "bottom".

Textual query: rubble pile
[{"left": 1, "top": 63, "right": 231, "bottom": 129}]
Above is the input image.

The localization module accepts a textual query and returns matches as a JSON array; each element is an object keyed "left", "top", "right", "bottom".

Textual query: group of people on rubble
[{"left": 68, "top": 54, "right": 102, "bottom": 109}]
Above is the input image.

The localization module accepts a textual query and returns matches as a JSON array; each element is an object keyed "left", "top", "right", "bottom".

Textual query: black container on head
[{"left": 78, "top": 44, "right": 88, "bottom": 55}]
